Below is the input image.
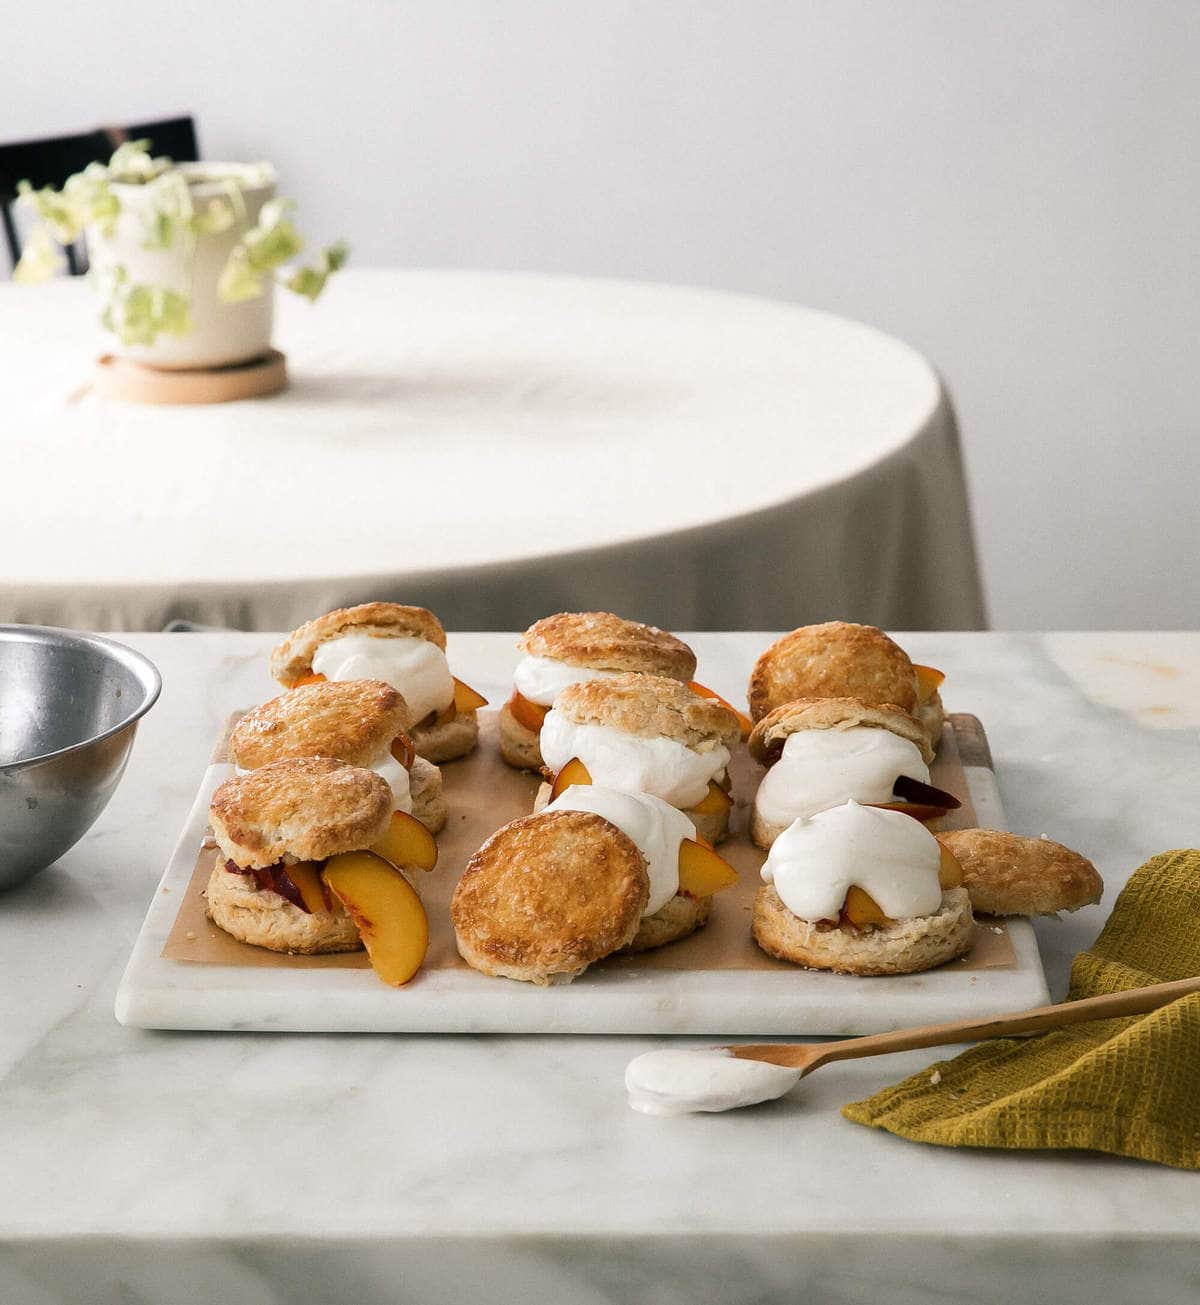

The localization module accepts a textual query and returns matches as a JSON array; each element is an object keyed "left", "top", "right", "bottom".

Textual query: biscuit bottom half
[
  {"left": 409, "top": 710, "right": 479, "bottom": 764},
  {"left": 205, "top": 862, "right": 363, "bottom": 954},
  {"left": 498, "top": 702, "right": 544, "bottom": 770},
  {"left": 623, "top": 892, "right": 712, "bottom": 953},
  {"left": 752, "top": 884, "right": 973, "bottom": 976}
]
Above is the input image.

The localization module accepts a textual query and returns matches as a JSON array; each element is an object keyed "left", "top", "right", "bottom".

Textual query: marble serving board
[{"left": 115, "top": 711, "right": 1048, "bottom": 1035}]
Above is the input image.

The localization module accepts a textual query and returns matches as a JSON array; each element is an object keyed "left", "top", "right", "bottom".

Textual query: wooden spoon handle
[{"left": 739, "top": 975, "right": 1200, "bottom": 1071}]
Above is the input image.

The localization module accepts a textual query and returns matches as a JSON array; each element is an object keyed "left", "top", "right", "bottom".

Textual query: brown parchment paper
[{"left": 163, "top": 711, "right": 1017, "bottom": 973}]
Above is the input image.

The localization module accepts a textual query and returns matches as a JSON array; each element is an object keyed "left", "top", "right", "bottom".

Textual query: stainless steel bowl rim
[{"left": 0, "top": 625, "right": 162, "bottom": 773}]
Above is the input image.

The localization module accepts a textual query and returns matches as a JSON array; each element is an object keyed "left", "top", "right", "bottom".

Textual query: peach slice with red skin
[
  {"left": 370, "top": 810, "right": 438, "bottom": 872},
  {"left": 292, "top": 672, "right": 326, "bottom": 688},
  {"left": 390, "top": 732, "right": 417, "bottom": 769},
  {"left": 508, "top": 689, "right": 549, "bottom": 734},
  {"left": 321, "top": 850, "right": 429, "bottom": 986},
  {"left": 914, "top": 664, "right": 945, "bottom": 704},
  {"left": 286, "top": 860, "right": 331, "bottom": 914},
  {"left": 676, "top": 838, "right": 738, "bottom": 898},
  {"left": 688, "top": 681, "right": 753, "bottom": 740},
  {"left": 549, "top": 756, "right": 593, "bottom": 800}
]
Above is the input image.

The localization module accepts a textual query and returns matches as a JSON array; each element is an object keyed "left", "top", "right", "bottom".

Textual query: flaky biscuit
[
  {"left": 936, "top": 829, "right": 1103, "bottom": 917},
  {"left": 520, "top": 611, "right": 696, "bottom": 680},
  {"left": 752, "top": 884, "right": 973, "bottom": 975},
  {"left": 498, "top": 701, "right": 544, "bottom": 770},
  {"left": 270, "top": 603, "right": 447, "bottom": 686},
  {"left": 623, "top": 892, "right": 712, "bottom": 953},
  {"left": 408, "top": 755, "right": 447, "bottom": 834},
  {"left": 210, "top": 756, "right": 393, "bottom": 869},
  {"left": 450, "top": 810, "right": 649, "bottom": 985},
  {"left": 748, "top": 622, "right": 919, "bottom": 722},
  {"left": 230, "top": 679, "right": 410, "bottom": 770},
  {"left": 555, "top": 674, "right": 741, "bottom": 750},
  {"left": 918, "top": 693, "right": 946, "bottom": 748},
  {"left": 409, "top": 710, "right": 479, "bottom": 764},
  {"left": 204, "top": 861, "right": 362, "bottom": 954},
  {"left": 748, "top": 695, "right": 934, "bottom": 766}
]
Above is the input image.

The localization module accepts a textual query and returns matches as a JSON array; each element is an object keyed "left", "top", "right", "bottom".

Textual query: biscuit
[
  {"left": 554, "top": 674, "right": 741, "bottom": 751},
  {"left": 210, "top": 756, "right": 393, "bottom": 869},
  {"left": 748, "top": 622, "right": 919, "bottom": 722},
  {"left": 270, "top": 603, "right": 446, "bottom": 686},
  {"left": 205, "top": 860, "right": 362, "bottom": 954},
  {"left": 450, "top": 810, "right": 649, "bottom": 985},
  {"left": 498, "top": 701, "right": 544, "bottom": 770},
  {"left": 409, "top": 710, "right": 479, "bottom": 765},
  {"left": 520, "top": 611, "right": 696, "bottom": 680},
  {"left": 408, "top": 755, "right": 447, "bottom": 834},
  {"left": 623, "top": 891, "right": 712, "bottom": 953},
  {"left": 230, "top": 679, "right": 410, "bottom": 770},
  {"left": 748, "top": 695, "right": 934, "bottom": 766},
  {"left": 936, "top": 829, "right": 1103, "bottom": 917},
  {"left": 752, "top": 884, "right": 973, "bottom": 975},
  {"left": 532, "top": 780, "right": 730, "bottom": 845}
]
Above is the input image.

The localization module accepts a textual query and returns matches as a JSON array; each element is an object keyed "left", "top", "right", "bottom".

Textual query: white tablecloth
[{"left": 0, "top": 270, "right": 986, "bottom": 631}]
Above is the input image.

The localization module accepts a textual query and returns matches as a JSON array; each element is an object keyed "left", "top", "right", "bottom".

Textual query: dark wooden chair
[{"left": 0, "top": 116, "right": 199, "bottom": 274}]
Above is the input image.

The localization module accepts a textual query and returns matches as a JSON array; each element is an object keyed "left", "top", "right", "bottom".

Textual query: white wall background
[{"left": 6, "top": 0, "right": 1199, "bottom": 629}]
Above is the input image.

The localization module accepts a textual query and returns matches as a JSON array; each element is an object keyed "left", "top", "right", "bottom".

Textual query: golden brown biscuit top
[
  {"left": 449, "top": 810, "right": 649, "bottom": 971},
  {"left": 230, "top": 679, "right": 410, "bottom": 771},
  {"left": 748, "top": 696, "right": 933, "bottom": 765},
  {"left": 210, "top": 756, "right": 393, "bottom": 868},
  {"left": 270, "top": 603, "right": 447, "bottom": 686},
  {"left": 554, "top": 673, "right": 741, "bottom": 749},
  {"left": 936, "top": 829, "right": 1103, "bottom": 917},
  {"left": 519, "top": 611, "right": 696, "bottom": 680},
  {"left": 747, "top": 621, "right": 918, "bottom": 722}
]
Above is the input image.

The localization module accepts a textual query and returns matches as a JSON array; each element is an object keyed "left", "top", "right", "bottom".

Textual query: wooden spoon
[
  {"left": 728, "top": 974, "right": 1200, "bottom": 1076},
  {"left": 625, "top": 976, "right": 1200, "bottom": 1115}
]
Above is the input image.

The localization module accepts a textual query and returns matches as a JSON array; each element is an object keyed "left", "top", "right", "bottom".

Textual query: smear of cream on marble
[{"left": 625, "top": 1049, "right": 801, "bottom": 1116}]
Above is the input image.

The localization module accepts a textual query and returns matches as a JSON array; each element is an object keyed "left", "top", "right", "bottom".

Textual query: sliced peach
[
  {"left": 892, "top": 775, "right": 961, "bottom": 811},
  {"left": 676, "top": 838, "right": 738, "bottom": 898},
  {"left": 549, "top": 756, "right": 592, "bottom": 800},
  {"left": 914, "top": 664, "right": 945, "bottom": 704},
  {"left": 287, "top": 860, "right": 331, "bottom": 914},
  {"left": 322, "top": 851, "right": 428, "bottom": 986},
  {"left": 370, "top": 810, "right": 438, "bottom": 872},
  {"left": 870, "top": 801, "right": 950, "bottom": 823},
  {"left": 390, "top": 732, "right": 416, "bottom": 769},
  {"left": 292, "top": 672, "right": 327, "bottom": 688},
  {"left": 842, "top": 885, "right": 893, "bottom": 928},
  {"left": 507, "top": 689, "right": 549, "bottom": 734},
  {"left": 938, "top": 844, "right": 964, "bottom": 890},
  {"left": 691, "top": 780, "right": 733, "bottom": 816},
  {"left": 688, "top": 681, "right": 753, "bottom": 740},
  {"left": 453, "top": 677, "right": 487, "bottom": 713},
  {"left": 433, "top": 699, "right": 457, "bottom": 725}
]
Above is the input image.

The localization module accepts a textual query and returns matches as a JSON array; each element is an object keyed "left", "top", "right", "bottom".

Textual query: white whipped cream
[
  {"left": 312, "top": 634, "right": 454, "bottom": 723},
  {"left": 762, "top": 800, "right": 943, "bottom": 923},
  {"left": 512, "top": 655, "right": 632, "bottom": 708},
  {"left": 540, "top": 713, "right": 729, "bottom": 809},
  {"left": 546, "top": 784, "right": 695, "bottom": 916},
  {"left": 755, "top": 726, "right": 930, "bottom": 830},
  {"left": 625, "top": 1049, "right": 800, "bottom": 1115}
]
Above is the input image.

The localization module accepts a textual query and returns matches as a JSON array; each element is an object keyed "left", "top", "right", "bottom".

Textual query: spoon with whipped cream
[{"left": 625, "top": 975, "right": 1200, "bottom": 1115}]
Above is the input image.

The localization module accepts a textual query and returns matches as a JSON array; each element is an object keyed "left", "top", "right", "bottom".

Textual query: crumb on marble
[
  {"left": 185, "top": 930, "right": 197, "bottom": 941},
  {"left": 930, "top": 1069, "right": 942, "bottom": 1086}
]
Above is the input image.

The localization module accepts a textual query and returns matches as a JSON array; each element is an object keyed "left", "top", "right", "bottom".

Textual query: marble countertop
[{"left": 2, "top": 631, "right": 1198, "bottom": 1305}]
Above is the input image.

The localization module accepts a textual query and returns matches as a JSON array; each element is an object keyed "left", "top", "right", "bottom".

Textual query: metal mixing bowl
[{"left": 0, "top": 626, "right": 161, "bottom": 891}]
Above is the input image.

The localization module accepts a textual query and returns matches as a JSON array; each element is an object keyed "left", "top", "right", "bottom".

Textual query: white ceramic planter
[{"left": 89, "top": 162, "right": 277, "bottom": 371}]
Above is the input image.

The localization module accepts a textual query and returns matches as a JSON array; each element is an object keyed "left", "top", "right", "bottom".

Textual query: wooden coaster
[{"left": 94, "top": 349, "right": 287, "bottom": 404}]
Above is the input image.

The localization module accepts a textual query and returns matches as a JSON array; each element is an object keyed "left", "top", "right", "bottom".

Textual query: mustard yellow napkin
[{"left": 842, "top": 849, "right": 1200, "bottom": 1169}]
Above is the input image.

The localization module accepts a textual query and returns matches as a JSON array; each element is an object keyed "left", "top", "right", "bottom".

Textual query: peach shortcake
[{"left": 270, "top": 603, "right": 486, "bottom": 764}]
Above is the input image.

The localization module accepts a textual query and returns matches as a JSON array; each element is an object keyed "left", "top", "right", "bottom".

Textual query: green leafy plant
[{"left": 13, "top": 141, "right": 348, "bottom": 345}]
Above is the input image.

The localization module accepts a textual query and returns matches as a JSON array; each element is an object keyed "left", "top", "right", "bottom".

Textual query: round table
[{"left": 0, "top": 269, "right": 986, "bottom": 632}]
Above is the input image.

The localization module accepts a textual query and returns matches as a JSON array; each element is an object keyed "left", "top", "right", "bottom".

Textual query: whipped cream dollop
[
  {"left": 546, "top": 784, "right": 695, "bottom": 915},
  {"left": 755, "top": 726, "right": 930, "bottom": 830},
  {"left": 512, "top": 655, "right": 632, "bottom": 708},
  {"left": 625, "top": 1049, "right": 801, "bottom": 1116},
  {"left": 540, "top": 713, "right": 729, "bottom": 809},
  {"left": 761, "top": 800, "right": 943, "bottom": 923},
  {"left": 312, "top": 634, "right": 454, "bottom": 723}
]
